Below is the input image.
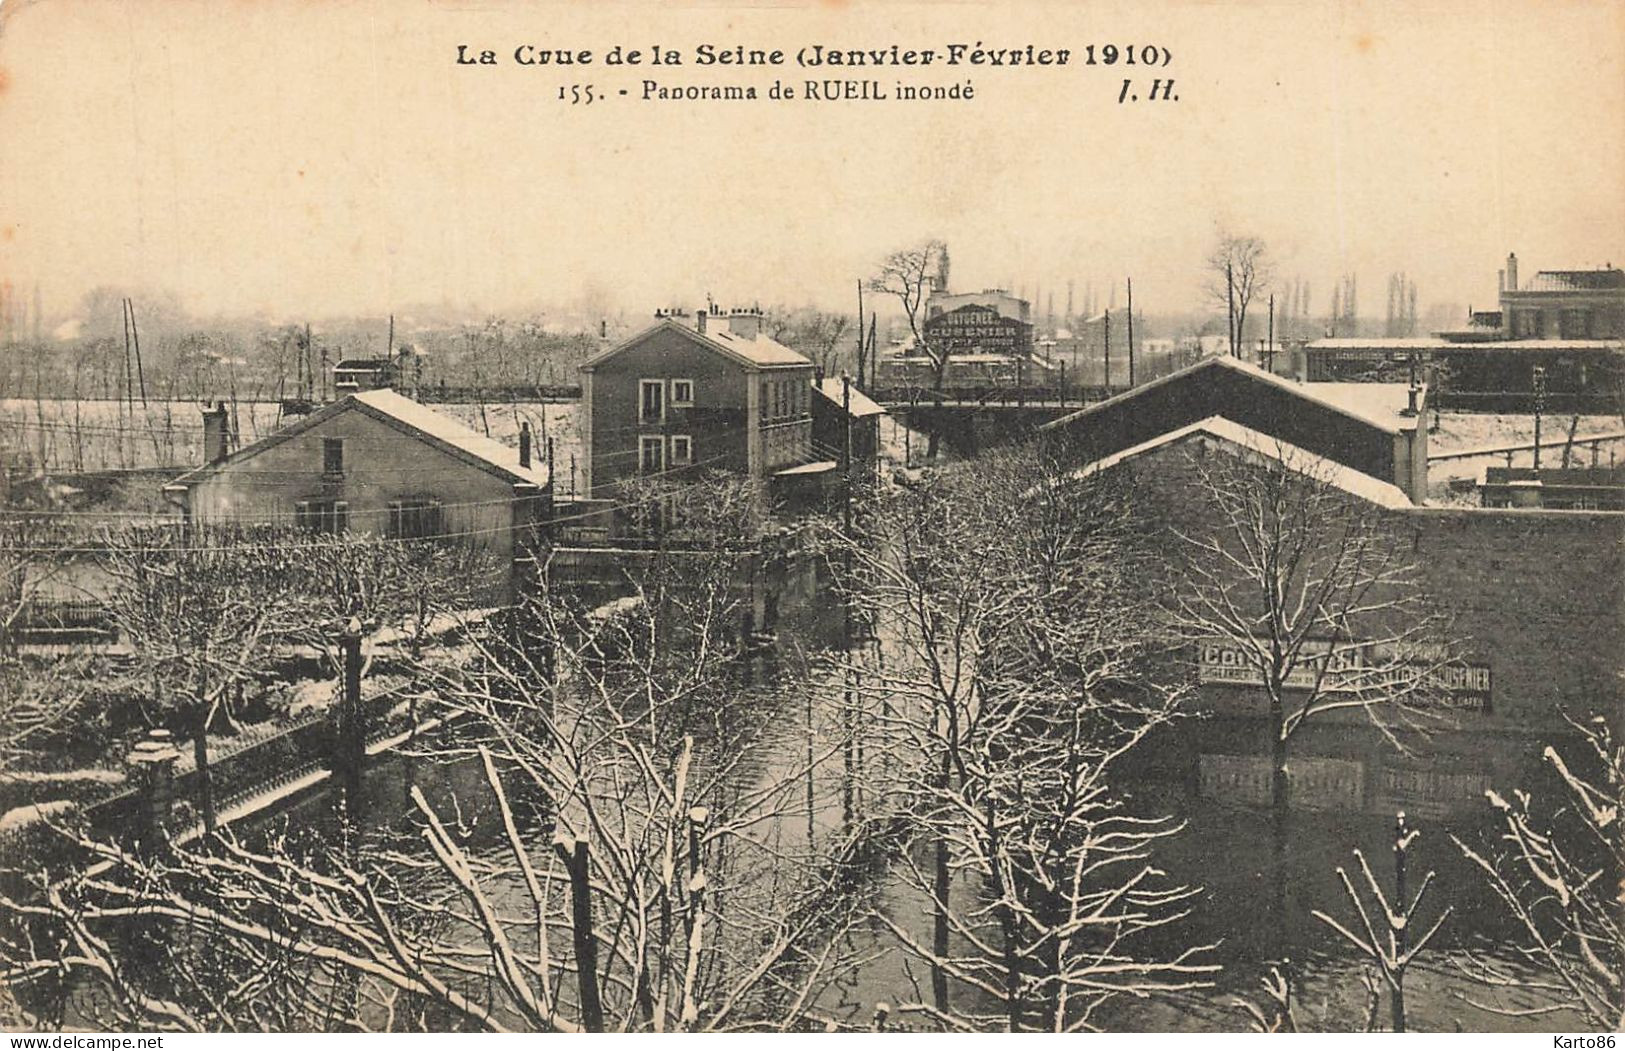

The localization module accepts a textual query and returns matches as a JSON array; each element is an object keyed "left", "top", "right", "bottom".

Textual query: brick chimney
[
  {"left": 1506, "top": 252, "right": 1519, "bottom": 293},
  {"left": 694, "top": 308, "right": 708, "bottom": 335},
  {"left": 202, "top": 402, "right": 230, "bottom": 464},
  {"left": 519, "top": 420, "right": 532, "bottom": 469},
  {"left": 727, "top": 305, "right": 763, "bottom": 340}
]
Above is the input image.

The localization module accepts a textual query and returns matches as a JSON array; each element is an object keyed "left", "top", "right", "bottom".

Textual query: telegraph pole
[
  {"left": 841, "top": 374, "right": 857, "bottom": 825},
  {"left": 1227, "top": 261, "right": 1237, "bottom": 355},
  {"left": 1126, "top": 278, "right": 1136, "bottom": 388},
  {"left": 125, "top": 298, "right": 148, "bottom": 406},
  {"left": 1267, "top": 293, "right": 1275, "bottom": 373},
  {"left": 1103, "top": 308, "right": 1111, "bottom": 392}
]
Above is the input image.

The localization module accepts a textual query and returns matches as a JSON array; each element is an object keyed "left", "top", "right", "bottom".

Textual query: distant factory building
[
  {"left": 924, "top": 288, "right": 1031, "bottom": 324},
  {"left": 1304, "top": 253, "right": 1624, "bottom": 411}
]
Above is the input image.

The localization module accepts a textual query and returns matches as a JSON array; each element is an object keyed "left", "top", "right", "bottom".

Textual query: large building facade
[
  {"left": 1043, "top": 359, "right": 1623, "bottom": 820},
  {"left": 578, "top": 307, "right": 820, "bottom": 498}
]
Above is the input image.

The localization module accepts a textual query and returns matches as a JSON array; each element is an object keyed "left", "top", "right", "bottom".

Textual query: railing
[{"left": 871, "top": 384, "right": 1116, "bottom": 409}]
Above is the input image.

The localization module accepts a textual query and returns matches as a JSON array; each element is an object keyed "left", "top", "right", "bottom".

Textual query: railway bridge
[{"left": 876, "top": 387, "right": 1112, "bottom": 456}]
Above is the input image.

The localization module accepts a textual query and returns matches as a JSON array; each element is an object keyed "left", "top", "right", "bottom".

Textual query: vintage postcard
[{"left": 0, "top": 0, "right": 1621, "bottom": 1038}]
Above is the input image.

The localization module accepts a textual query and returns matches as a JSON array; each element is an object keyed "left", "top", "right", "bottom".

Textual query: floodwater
[{"left": 258, "top": 565, "right": 1590, "bottom": 1034}]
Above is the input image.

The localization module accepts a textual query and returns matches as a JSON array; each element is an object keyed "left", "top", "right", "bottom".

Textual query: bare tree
[
  {"left": 0, "top": 513, "right": 84, "bottom": 659},
  {"left": 765, "top": 307, "right": 854, "bottom": 379},
  {"left": 1313, "top": 813, "right": 1452, "bottom": 1031},
  {"left": 1, "top": 476, "right": 871, "bottom": 1032},
  {"left": 1452, "top": 713, "right": 1622, "bottom": 1031},
  {"left": 869, "top": 241, "right": 948, "bottom": 384},
  {"left": 868, "top": 240, "right": 949, "bottom": 458},
  {"left": 99, "top": 524, "right": 316, "bottom": 834},
  {"left": 1164, "top": 440, "right": 1458, "bottom": 921},
  {"left": 1205, "top": 233, "right": 1273, "bottom": 355},
  {"left": 819, "top": 442, "right": 1215, "bottom": 1030}
]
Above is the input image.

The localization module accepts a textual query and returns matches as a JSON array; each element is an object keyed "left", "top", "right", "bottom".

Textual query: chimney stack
[
  {"left": 519, "top": 420, "right": 532, "bottom": 469},
  {"left": 694, "top": 308, "right": 707, "bottom": 335},
  {"left": 203, "top": 402, "right": 230, "bottom": 464},
  {"left": 727, "top": 305, "right": 762, "bottom": 340},
  {"left": 1506, "top": 252, "right": 1519, "bottom": 293}
]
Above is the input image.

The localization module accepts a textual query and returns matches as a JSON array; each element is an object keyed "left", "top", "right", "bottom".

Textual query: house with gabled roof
[
  {"left": 163, "top": 390, "right": 550, "bottom": 592},
  {"left": 578, "top": 306, "right": 833, "bottom": 499},
  {"left": 1039, "top": 354, "right": 1430, "bottom": 503}
]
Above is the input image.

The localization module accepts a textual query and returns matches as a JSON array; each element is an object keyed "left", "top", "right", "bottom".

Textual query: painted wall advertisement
[{"left": 1196, "top": 638, "right": 1492, "bottom": 711}]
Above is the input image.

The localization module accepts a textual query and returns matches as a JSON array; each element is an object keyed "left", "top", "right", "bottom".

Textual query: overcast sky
[{"left": 1, "top": 0, "right": 1621, "bottom": 325}]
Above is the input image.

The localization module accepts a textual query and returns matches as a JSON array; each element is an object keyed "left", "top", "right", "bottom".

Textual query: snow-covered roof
[
  {"left": 1308, "top": 338, "right": 1451, "bottom": 351},
  {"left": 1066, "top": 415, "right": 1413, "bottom": 509},
  {"left": 580, "top": 317, "right": 811, "bottom": 371},
  {"left": 167, "top": 389, "right": 548, "bottom": 490},
  {"left": 702, "top": 324, "right": 810, "bottom": 366},
  {"left": 774, "top": 460, "right": 839, "bottom": 476},
  {"left": 1310, "top": 337, "right": 1624, "bottom": 352},
  {"left": 1041, "top": 354, "right": 1421, "bottom": 436},
  {"left": 813, "top": 379, "right": 887, "bottom": 418}
]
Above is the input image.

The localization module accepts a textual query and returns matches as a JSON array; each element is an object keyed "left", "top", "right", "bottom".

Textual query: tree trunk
[
  {"left": 195, "top": 704, "right": 216, "bottom": 835},
  {"left": 1270, "top": 702, "right": 1289, "bottom": 941},
  {"left": 932, "top": 842, "right": 950, "bottom": 1018},
  {"left": 931, "top": 747, "right": 952, "bottom": 1018}
]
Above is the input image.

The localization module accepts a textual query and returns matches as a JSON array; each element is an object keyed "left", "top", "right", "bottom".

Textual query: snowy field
[
  {"left": 1426, "top": 411, "right": 1623, "bottom": 505},
  {"left": 1, "top": 398, "right": 588, "bottom": 499}
]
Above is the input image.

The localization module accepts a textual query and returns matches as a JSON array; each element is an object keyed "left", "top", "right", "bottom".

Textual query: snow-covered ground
[{"left": 1427, "top": 411, "right": 1623, "bottom": 505}]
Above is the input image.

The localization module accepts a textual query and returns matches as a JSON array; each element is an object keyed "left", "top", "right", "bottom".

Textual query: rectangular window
[
  {"left": 760, "top": 380, "right": 770, "bottom": 420},
  {"left": 671, "top": 434, "right": 692, "bottom": 465},
  {"left": 296, "top": 499, "right": 349, "bottom": 534},
  {"left": 639, "top": 379, "right": 665, "bottom": 423},
  {"left": 671, "top": 379, "right": 694, "bottom": 407},
  {"left": 322, "top": 437, "right": 345, "bottom": 476},
  {"left": 639, "top": 435, "right": 665, "bottom": 474},
  {"left": 387, "top": 498, "right": 442, "bottom": 540}
]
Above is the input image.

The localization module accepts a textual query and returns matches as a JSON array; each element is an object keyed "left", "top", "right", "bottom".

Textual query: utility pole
[
  {"left": 1103, "top": 308, "right": 1111, "bottom": 392},
  {"left": 868, "top": 315, "right": 878, "bottom": 392},
  {"left": 1126, "top": 277, "right": 1136, "bottom": 388},
  {"left": 841, "top": 374, "right": 857, "bottom": 824},
  {"left": 1267, "top": 293, "right": 1275, "bottom": 373},
  {"left": 856, "top": 280, "right": 865, "bottom": 389},
  {"left": 1227, "top": 261, "right": 1237, "bottom": 356},
  {"left": 125, "top": 298, "right": 148, "bottom": 406},
  {"left": 120, "top": 299, "right": 134, "bottom": 417}
]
